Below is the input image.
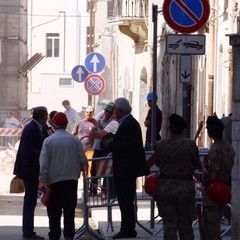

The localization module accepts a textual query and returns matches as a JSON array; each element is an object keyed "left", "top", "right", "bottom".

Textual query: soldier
[
  {"left": 201, "top": 116, "right": 235, "bottom": 240},
  {"left": 155, "top": 114, "right": 200, "bottom": 240}
]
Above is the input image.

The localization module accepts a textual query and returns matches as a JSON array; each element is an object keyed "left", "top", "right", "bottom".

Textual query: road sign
[
  {"left": 85, "top": 52, "right": 105, "bottom": 74},
  {"left": 180, "top": 55, "right": 191, "bottom": 83},
  {"left": 166, "top": 34, "right": 205, "bottom": 55},
  {"left": 84, "top": 74, "right": 106, "bottom": 95},
  {"left": 163, "top": 0, "right": 210, "bottom": 33},
  {"left": 71, "top": 65, "right": 88, "bottom": 83}
]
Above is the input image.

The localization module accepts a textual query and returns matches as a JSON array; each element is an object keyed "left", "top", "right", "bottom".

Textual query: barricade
[
  {"left": 75, "top": 156, "right": 116, "bottom": 240},
  {"left": 74, "top": 149, "right": 209, "bottom": 239},
  {"left": 74, "top": 152, "right": 157, "bottom": 240},
  {"left": 0, "top": 128, "right": 22, "bottom": 148}
]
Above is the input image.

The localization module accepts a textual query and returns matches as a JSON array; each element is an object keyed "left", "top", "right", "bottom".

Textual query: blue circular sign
[
  {"left": 163, "top": 0, "right": 210, "bottom": 33},
  {"left": 85, "top": 52, "right": 105, "bottom": 74},
  {"left": 71, "top": 65, "right": 88, "bottom": 83}
]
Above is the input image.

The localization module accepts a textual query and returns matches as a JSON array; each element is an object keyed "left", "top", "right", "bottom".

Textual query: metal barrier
[
  {"left": 0, "top": 128, "right": 22, "bottom": 148},
  {"left": 74, "top": 149, "right": 209, "bottom": 239},
  {"left": 74, "top": 156, "right": 116, "bottom": 240},
  {"left": 74, "top": 153, "right": 157, "bottom": 240}
]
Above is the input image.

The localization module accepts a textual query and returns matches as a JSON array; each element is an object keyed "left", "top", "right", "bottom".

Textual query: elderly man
[
  {"left": 110, "top": 98, "right": 150, "bottom": 239},
  {"left": 39, "top": 112, "right": 87, "bottom": 240}
]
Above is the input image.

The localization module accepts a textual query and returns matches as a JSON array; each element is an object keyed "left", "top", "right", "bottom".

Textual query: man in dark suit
[
  {"left": 110, "top": 98, "right": 150, "bottom": 239},
  {"left": 14, "top": 106, "right": 48, "bottom": 239}
]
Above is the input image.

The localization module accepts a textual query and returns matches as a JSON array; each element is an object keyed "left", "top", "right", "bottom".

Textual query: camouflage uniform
[
  {"left": 155, "top": 134, "right": 200, "bottom": 240},
  {"left": 201, "top": 139, "right": 234, "bottom": 240}
]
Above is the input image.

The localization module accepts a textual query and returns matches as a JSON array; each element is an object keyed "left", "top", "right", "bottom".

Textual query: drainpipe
[
  {"left": 147, "top": 0, "right": 153, "bottom": 92},
  {"left": 59, "top": 11, "right": 66, "bottom": 72},
  {"left": 208, "top": 0, "right": 216, "bottom": 117}
]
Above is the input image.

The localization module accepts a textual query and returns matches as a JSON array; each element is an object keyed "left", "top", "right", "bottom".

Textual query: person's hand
[{"left": 144, "top": 120, "right": 151, "bottom": 127}]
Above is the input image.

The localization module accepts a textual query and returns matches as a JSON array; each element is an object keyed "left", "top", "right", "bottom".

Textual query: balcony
[{"left": 107, "top": 0, "right": 148, "bottom": 43}]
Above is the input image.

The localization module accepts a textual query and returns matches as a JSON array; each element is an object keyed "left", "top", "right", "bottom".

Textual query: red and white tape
[{"left": 0, "top": 128, "right": 22, "bottom": 137}]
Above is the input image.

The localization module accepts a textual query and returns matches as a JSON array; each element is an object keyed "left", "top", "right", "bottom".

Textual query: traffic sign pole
[{"left": 151, "top": 4, "right": 158, "bottom": 152}]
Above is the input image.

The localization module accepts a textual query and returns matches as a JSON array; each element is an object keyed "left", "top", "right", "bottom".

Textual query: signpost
[
  {"left": 84, "top": 74, "right": 106, "bottom": 95},
  {"left": 163, "top": 0, "right": 210, "bottom": 33},
  {"left": 166, "top": 34, "right": 205, "bottom": 55},
  {"left": 180, "top": 55, "right": 191, "bottom": 83},
  {"left": 71, "top": 65, "right": 88, "bottom": 83}
]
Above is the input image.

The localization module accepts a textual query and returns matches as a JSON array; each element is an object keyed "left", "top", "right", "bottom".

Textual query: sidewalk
[
  {"left": 0, "top": 193, "right": 231, "bottom": 240},
  {"left": 0, "top": 193, "right": 96, "bottom": 240}
]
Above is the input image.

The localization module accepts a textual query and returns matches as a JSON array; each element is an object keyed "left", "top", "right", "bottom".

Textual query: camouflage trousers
[
  {"left": 156, "top": 195, "right": 196, "bottom": 240},
  {"left": 200, "top": 205, "right": 223, "bottom": 240}
]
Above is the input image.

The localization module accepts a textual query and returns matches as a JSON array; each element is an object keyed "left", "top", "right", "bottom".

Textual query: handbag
[
  {"left": 41, "top": 185, "right": 52, "bottom": 206},
  {"left": 10, "top": 176, "right": 24, "bottom": 193}
]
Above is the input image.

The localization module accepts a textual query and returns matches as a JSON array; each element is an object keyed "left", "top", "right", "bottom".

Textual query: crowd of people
[{"left": 11, "top": 95, "right": 235, "bottom": 240}]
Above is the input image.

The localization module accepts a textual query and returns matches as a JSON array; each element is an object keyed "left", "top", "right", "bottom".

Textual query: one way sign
[{"left": 180, "top": 55, "right": 191, "bottom": 83}]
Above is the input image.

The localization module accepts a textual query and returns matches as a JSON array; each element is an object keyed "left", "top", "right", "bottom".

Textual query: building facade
[
  {"left": 0, "top": 0, "right": 28, "bottom": 124},
  {"left": 27, "top": 0, "right": 89, "bottom": 113}
]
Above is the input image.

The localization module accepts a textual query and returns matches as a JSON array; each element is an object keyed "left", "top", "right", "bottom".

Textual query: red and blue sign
[
  {"left": 84, "top": 74, "right": 106, "bottom": 95},
  {"left": 163, "top": 0, "right": 210, "bottom": 34}
]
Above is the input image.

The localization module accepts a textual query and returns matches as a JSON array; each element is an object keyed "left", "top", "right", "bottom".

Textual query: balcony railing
[{"left": 107, "top": 0, "right": 148, "bottom": 21}]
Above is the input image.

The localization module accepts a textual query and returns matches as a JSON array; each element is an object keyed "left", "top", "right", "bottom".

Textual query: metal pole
[{"left": 151, "top": 4, "right": 158, "bottom": 151}]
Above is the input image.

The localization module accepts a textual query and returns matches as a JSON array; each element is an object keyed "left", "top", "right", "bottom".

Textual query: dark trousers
[
  {"left": 114, "top": 177, "right": 137, "bottom": 233},
  {"left": 47, "top": 180, "right": 78, "bottom": 240},
  {"left": 23, "top": 178, "right": 39, "bottom": 236},
  {"left": 156, "top": 195, "right": 195, "bottom": 240}
]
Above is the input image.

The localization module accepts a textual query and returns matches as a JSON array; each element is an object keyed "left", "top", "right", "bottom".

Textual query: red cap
[{"left": 52, "top": 112, "right": 68, "bottom": 127}]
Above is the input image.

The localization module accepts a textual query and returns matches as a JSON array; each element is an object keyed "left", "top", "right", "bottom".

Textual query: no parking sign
[
  {"left": 163, "top": 0, "right": 210, "bottom": 33},
  {"left": 84, "top": 74, "right": 106, "bottom": 96}
]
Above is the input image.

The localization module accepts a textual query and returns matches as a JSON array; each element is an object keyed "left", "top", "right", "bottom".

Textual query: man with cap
[
  {"left": 72, "top": 105, "right": 97, "bottom": 159},
  {"left": 39, "top": 112, "right": 87, "bottom": 240},
  {"left": 62, "top": 100, "right": 80, "bottom": 134},
  {"left": 155, "top": 114, "right": 201, "bottom": 240},
  {"left": 93, "top": 102, "right": 119, "bottom": 155},
  {"left": 94, "top": 99, "right": 110, "bottom": 121},
  {"left": 144, "top": 92, "right": 162, "bottom": 150},
  {"left": 200, "top": 115, "right": 235, "bottom": 240},
  {"left": 91, "top": 102, "right": 119, "bottom": 196}
]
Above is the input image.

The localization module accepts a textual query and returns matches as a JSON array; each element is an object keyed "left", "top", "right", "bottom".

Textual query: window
[
  {"left": 46, "top": 33, "right": 59, "bottom": 58},
  {"left": 59, "top": 78, "right": 73, "bottom": 87}
]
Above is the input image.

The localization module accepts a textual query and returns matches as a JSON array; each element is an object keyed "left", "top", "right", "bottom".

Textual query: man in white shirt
[
  {"left": 62, "top": 100, "right": 80, "bottom": 133},
  {"left": 3, "top": 111, "right": 21, "bottom": 128}
]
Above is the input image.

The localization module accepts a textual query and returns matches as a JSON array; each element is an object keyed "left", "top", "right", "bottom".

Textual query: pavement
[{"left": 0, "top": 193, "right": 232, "bottom": 240}]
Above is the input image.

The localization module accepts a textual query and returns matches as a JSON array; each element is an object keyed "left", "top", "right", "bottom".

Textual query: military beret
[
  {"left": 169, "top": 114, "right": 187, "bottom": 129},
  {"left": 206, "top": 116, "right": 224, "bottom": 131}
]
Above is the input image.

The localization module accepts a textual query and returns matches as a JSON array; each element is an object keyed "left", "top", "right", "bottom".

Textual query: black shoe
[
  {"left": 23, "top": 233, "right": 45, "bottom": 239},
  {"left": 112, "top": 231, "right": 137, "bottom": 239}
]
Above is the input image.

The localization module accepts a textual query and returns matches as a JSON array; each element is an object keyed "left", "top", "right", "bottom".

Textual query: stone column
[{"left": 228, "top": 33, "right": 240, "bottom": 240}]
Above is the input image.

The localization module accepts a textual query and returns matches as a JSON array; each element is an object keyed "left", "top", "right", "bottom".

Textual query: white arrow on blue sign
[
  {"left": 84, "top": 52, "right": 105, "bottom": 74},
  {"left": 71, "top": 65, "right": 88, "bottom": 83}
]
